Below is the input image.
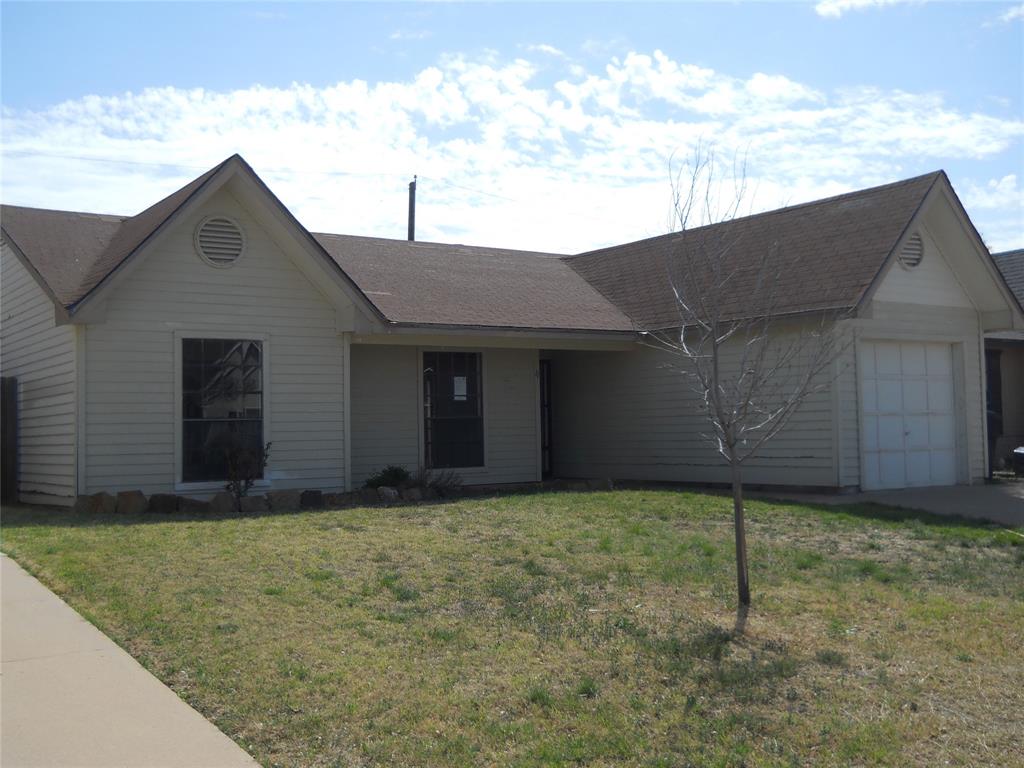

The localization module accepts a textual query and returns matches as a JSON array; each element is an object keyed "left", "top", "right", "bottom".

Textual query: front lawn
[{"left": 2, "top": 491, "right": 1021, "bottom": 767}]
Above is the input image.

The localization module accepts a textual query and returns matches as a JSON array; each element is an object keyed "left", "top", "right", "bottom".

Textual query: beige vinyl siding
[
  {"left": 549, "top": 334, "right": 837, "bottom": 487},
  {"left": 83, "top": 187, "right": 348, "bottom": 496},
  {"left": 838, "top": 302, "right": 987, "bottom": 487},
  {"left": 350, "top": 345, "right": 420, "bottom": 485},
  {"left": 0, "top": 243, "right": 77, "bottom": 504},
  {"left": 874, "top": 227, "right": 973, "bottom": 308},
  {"left": 349, "top": 344, "right": 540, "bottom": 486}
]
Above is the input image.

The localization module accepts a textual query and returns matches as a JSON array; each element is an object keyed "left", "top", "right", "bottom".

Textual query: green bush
[
  {"left": 410, "top": 466, "right": 464, "bottom": 497},
  {"left": 364, "top": 465, "right": 412, "bottom": 489}
]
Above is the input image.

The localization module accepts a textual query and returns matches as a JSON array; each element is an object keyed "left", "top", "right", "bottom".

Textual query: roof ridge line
[
  {"left": 312, "top": 231, "right": 569, "bottom": 258},
  {"left": 566, "top": 170, "right": 944, "bottom": 261}
]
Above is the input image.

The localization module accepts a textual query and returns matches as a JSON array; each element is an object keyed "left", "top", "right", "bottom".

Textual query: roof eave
[
  {"left": 0, "top": 225, "right": 74, "bottom": 323},
  {"left": 384, "top": 321, "right": 638, "bottom": 337}
]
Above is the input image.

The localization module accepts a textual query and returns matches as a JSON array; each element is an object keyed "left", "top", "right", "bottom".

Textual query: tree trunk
[{"left": 731, "top": 461, "right": 751, "bottom": 607}]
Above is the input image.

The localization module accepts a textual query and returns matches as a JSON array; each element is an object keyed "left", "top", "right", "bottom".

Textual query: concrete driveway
[
  {"left": 1, "top": 553, "right": 258, "bottom": 768},
  {"left": 759, "top": 481, "right": 1023, "bottom": 528},
  {"left": 853, "top": 482, "right": 1024, "bottom": 527}
]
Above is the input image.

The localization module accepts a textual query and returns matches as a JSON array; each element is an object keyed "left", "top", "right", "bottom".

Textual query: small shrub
[
  {"left": 216, "top": 434, "right": 272, "bottom": 513},
  {"left": 365, "top": 465, "right": 411, "bottom": 490},
  {"left": 527, "top": 685, "right": 553, "bottom": 707}
]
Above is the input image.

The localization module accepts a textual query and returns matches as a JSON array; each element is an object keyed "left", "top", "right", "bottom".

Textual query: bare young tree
[{"left": 646, "top": 148, "right": 846, "bottom": 611}]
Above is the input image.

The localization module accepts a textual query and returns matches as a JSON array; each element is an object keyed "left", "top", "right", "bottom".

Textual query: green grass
[{"left": 3, "top": 490, "right": 1022, "bottom": 767}]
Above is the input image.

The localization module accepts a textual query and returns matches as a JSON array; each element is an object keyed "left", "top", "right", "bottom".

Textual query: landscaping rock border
[{"left": 70, "top": 477, "right": 609, "bottom": 517}]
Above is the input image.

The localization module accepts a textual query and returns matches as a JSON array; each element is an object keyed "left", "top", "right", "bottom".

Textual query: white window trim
[
  {"left": 173, "top": 330, "right": 272, "bottom": 493},
  {"left": 417, "top": 348, "right": 489, "bottom": 473}
]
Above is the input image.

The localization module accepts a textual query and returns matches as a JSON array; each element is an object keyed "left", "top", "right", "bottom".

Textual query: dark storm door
[{"left": 540, "top": 360, "right": 552, "bottom": 478}]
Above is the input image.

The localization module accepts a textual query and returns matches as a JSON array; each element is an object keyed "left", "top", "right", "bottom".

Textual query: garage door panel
[
  {"left": 877, "top": 380, "right": 902, "bottom": 411},
  {"left": 879, "top": 453, "right": 906, "bottom": 488},
  {"left": 927, "top": 380, "right": 952, "bottom": 412},
  {"left": 902, "top": 380, "right": 927, "bottom": 410},
  {"left": 860, "top": 341, "right": 957, "bottom": 491},
  {"left": 928, "top": 414, "right": 954, "bottom": 448},
  {"left": 876, "top": 344, "right": 901, "bottom": 375},
  {"left": 901, "top": 344, "right": 926, "bottom": 376},
  {"left": 905, "top": 415, "right": 929, "bottom": 449},
  {"left": 906, "top": 450, "right": 931, "bottom": 485},
  {"left": 858, "top": 345, "right": 876, "bottom": 377},
  {"left": 926, "top": 344, "right": 952, "bottom": 376},
  {"left": 931, "top": 450, "right": 956, "bottom": 482},
  {"left": 861, "top": 416, "right": 879, "bottom": 451},
  {"left": 861, "top": 381, "right": 877, "bottom": 412},
  {"left": 878, "top": 415, "right": 905, "bottom": 450},
  {"left": 863, "top": 454, "right": 880, "bottom": 489}
]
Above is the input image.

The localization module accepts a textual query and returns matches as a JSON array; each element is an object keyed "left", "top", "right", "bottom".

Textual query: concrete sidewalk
[{"left": 1, "top": 553, "right": 258, "bottom": 768}]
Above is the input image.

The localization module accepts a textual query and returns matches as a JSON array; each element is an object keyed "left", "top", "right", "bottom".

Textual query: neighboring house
[
  {"left": 1, "top": 155, "right": 1021, "bottom": 506},
  {"left": 987, "top": 249, "right": 1024, "bottom": 470}
]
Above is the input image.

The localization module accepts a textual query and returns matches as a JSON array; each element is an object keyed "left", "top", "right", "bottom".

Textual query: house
[
  {"left": 1, "top": 155, "right": 1021, "bottom": 506},
  {"left": 987, "top": 249, "right": 1024, "bottom": 470}
]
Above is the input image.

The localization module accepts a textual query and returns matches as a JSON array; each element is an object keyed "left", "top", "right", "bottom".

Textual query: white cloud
[
  {"left": 525, "top": 44, "right": 568, "bottom": 59},
  {"left": 389, "top": 29, "right": 431, "bottom": 41},
  {"left": 1, "top": 49, "right": 1021, "bottom": 253},
  {"left": 815, "top": 0, "right": 920, "bottom": 19},
  {"left": 962, "top": 174, "right": 1020, "bottom": 209},
  {"left": 999, "top": 4, "right": 1024, "bottom": 23}
]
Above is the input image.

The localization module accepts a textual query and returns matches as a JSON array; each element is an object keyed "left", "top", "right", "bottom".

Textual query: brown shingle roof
[
  {"left": 1, "top": 206, "right": 125, "bottom": 306},
  {"left": 993, "top": 249, "right": 1024, "bottom": 305},
  {"left": 2, "top": 154, "right": 949, "bottom": 334},
  {"left": 565, "top": 172, "right": 941, "bottom": 329},
  {"left": 313, "top": 234, "right": 634, "bottom": 331},
  {"left": 1, "top": 159, "right": 226, "bottom": 307}
]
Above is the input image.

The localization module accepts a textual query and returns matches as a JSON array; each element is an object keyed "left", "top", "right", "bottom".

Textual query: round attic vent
[
  {"left": 897, "top": 233, "right": 924, "bottom": 270},
  {"left": 195, "top": 216, "right": 246, "bottom": 267}
]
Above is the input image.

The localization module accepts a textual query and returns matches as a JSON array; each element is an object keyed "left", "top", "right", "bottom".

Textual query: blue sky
[{"left": 2, "top": 1, "right": 1022, "bottom": 251}]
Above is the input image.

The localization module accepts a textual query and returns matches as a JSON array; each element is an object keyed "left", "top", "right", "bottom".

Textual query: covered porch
[{"left": 347, "top": 332, "right": 635, "bottom": 488}]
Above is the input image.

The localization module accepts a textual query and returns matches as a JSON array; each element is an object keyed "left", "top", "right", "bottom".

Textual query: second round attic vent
[
  {"left": 897, "top": 233, "right": 924, "bottom": 270},
  {"left": 195, "top": 216, "right": 246, "bottom": 267}
]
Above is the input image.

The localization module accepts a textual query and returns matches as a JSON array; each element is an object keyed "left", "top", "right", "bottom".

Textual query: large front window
[
  {"left": 182, "top": 338, "right": 263, "bottom": 482},
  {"left": 423, "top": 351, "right": 483, "bottom": 468}
]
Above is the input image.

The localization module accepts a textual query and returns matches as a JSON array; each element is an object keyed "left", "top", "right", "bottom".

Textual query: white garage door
[{"left": 860, "top": 341, "right": 957, "bottom": 490}]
